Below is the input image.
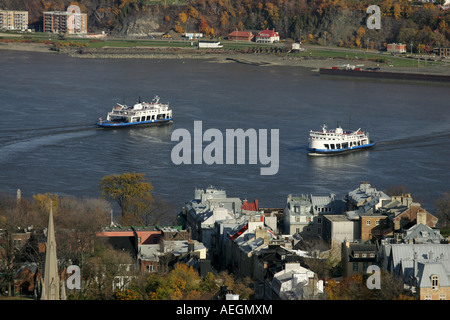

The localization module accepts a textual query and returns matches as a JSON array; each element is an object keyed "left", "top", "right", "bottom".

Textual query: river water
[{"left": 1, "top": 50, "right": 449, "bottom": 215}]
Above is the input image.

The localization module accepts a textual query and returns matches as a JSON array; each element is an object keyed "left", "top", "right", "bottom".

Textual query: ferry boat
[
  {"left": 307, "top": 124, "right": 375, "bottom": 155},
  {"left": 96, "top": 95, "right": 173, "bottom": 128}
]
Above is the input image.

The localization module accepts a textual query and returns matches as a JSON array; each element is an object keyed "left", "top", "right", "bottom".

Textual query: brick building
[
  {"left": 228, "top": 30, "right": 254, "bottom": 41},
  {"left": 387, "top": 43, "right": 406, "bottom": 53},
  {"left": 360, "top": 213, "right": 390, "bottom": 242}
]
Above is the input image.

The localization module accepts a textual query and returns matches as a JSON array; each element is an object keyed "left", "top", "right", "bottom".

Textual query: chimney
[
  {"left": 255, "top": 226, "right": 269, "bottom": 244},
  {"left": 416, "top": 210, "right": 427, "bottom": 226},
  {"left": 413, "top": 251, "right": 418, "bottom": 278},
  {"left": 188, "top": 240, "right": 195, "bottom": 253}
]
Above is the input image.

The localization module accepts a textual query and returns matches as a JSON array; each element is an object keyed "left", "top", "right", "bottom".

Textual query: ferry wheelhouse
[
  {"left": 307, "top": 124, "right": 375, "bottom": 155},
  {"left": 96, "top": 96, "right": 172, "bottom": 128}
]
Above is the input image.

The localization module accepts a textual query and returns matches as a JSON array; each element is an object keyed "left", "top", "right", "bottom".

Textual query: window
[
  {"left": 318, "top": 217, "right": 322, "bottom": 224},
  {"left": 366, "top": 220, "right": 371, "bottom": 225},
  {"left": 362, "top": 253, "right": 367, "bottom": 258},
  {"left": 432, "top": 275, "right": 439, "bottom": 290},
  {"left": 376, "top": 220, "right": 380, "bottom": 226},
  {"left": 439, "top": 295, "right": 446, "bottom": 300},
  {"left": 353, "top": 263, "right": 358, "bottom": 271},
  {"left": 425, "top": 295, "right": 432, "bottom": 300}
]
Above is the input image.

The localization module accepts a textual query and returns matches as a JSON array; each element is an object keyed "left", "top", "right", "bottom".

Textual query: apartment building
[
  {"left": 0, "top": 10, "right": 28, "bottom": 31},
  {"left": 43, "top": 5, "right": 87, "bottom": 34}
]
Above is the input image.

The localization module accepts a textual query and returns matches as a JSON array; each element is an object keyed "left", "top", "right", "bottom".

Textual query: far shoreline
[{"left": 2, "top": 41, "right": 450, "bottom": 79}]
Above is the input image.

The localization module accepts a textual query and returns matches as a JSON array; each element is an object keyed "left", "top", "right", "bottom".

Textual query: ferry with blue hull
[
  {"left": 307, "top": 124, "right": 375, "bottom": 156},
  {"left": 96, "top": 95, "right": 172, "bottom": 128}
]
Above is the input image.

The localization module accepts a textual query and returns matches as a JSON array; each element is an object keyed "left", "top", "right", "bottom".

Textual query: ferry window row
[
  {"left": 324, "top": 141, "right": 362, "bottom": 150},
  {"left": 132, "top": 114, "right": 170, "bottom": 122}
]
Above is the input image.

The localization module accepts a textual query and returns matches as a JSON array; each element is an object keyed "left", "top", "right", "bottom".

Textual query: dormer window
[{"left": 432, "top": 275, "right": 439, "bottom": 290}]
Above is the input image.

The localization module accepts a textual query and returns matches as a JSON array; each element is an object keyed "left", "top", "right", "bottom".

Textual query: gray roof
[
  {"left": 310, "top": 195, "right": 335, "bottom": 207},
  {"left": 389, "top": 243, "right": 450, "bottom": 275},
  {"left": 417, "top": 262, "right": 450, "bottom": 288},
  {"left": 138, "top": 244, "right": 160, "bottom": 261},
  {"left": 347, "top": 183, "right": 390, "bottom": 206},
  {"left": 404, "top": 223, "right": 444, "bottom": 243}
]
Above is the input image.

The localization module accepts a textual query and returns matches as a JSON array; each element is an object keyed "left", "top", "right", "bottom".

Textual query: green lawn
[{"left": 288, "top": 47, "right": 444, "bottom": 68}]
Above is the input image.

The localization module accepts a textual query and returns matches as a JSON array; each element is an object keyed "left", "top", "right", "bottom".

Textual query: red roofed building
[
  {"left": 228, "top": 30, "right": 254, "bottom": 41},
  {"left": 256, "top": 29, "right": 280, "bottom": 43},
  {"left": 242, "top": 199, "right": 259, "bottom": 212},
  {"left": 387, "top": 43, "right": 406, "bottom": 53}
]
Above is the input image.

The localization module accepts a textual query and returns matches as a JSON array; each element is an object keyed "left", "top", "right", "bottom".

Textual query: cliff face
[{"left": 117, "top": 12, "right": 162, "bottom": 37}]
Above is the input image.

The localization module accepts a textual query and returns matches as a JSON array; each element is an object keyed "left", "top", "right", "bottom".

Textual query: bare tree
[{"left": 434, "top": 191, "right": 450, "bottom": 228}]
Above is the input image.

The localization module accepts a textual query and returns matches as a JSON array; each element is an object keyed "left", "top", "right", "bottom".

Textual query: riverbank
[{"left": 2, "top": 41, "right": 450, "bottom": 77}]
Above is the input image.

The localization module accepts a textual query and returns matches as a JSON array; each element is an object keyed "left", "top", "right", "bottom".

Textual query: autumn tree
[
  {"left": 198, "top": 17, "right": 209, "bottom": 33},
  {"left": 99, "top": 172, "right": 153, "bottom": 224},
  {"left": 326, "top": 269, "right": 413, "bottom": 300},
  {"left": 79, "top": 240, "right": 139, "bottom": 300},
  {"left": 145, "top": 263, "right": 217, "bottom": 300},
  {"left": 355, "top": 26, "right": 366, "bottom": 47},
  {"left": 100, "top": 172, "right": 173, "bottom": 226},
  {"left": 216, "top": 271, "right": 254, "bottom": 299},
  {"left": 326, "top": 274, "right": 372, "bottom": 300},
  {"left": 33, "top": 192, "right": 59, "bottom": 219}
]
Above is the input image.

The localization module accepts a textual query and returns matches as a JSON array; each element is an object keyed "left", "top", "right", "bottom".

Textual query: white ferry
[
  {"left": 96, "top": 96, "right": 172, "bottom": 128},
  {"left": 307, "top": 124, "right": 375, "bottom": 155}
]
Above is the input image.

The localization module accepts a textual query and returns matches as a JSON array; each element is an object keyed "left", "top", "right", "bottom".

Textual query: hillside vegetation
[{"left": 2, "top": 0, "right": 450, "bottom": 52}]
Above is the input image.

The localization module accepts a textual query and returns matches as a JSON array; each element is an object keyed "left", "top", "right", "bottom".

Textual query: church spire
[{"left": 41, "top": 200, "right": 62, "bottom": 300}]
